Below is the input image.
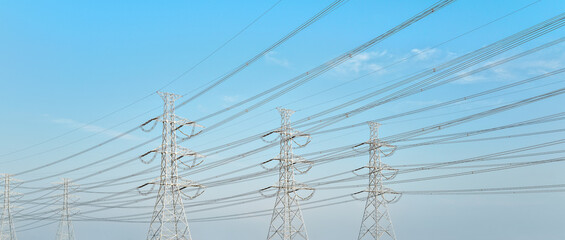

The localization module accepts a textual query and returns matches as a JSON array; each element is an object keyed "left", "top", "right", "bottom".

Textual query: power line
[{"left": 0, "top": 0, "right": 285, "bottom": 160}]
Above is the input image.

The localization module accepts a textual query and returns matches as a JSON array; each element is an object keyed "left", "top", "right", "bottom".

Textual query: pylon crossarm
[
  {"left": 352, "top": 142, "right": 370, "bottom": 153},
  {"left": 176, "top": 116, "right": 203, "bottom": 127},
  {"left": 177, "top": 148, "right": 205, "bottom": 169},
  {"left": 365, "top": 164, "right": 397, "bottom": 175},
  {"left": 139, "top": 148, "right": 160, "bottom": 164},
  {"left": 291, "top": 157, "right": 313, "bottom": 175},
  {"left": 176, "top": 146, "right": 202, "bottom": 156},
  {"left": 70, "top": 209, "right": 81, "bottom": 216},
  {"left": 259, "top": 186, "right": 278, "bottom": 198},
  {"left": 261, "top": 130, "right": 281, "bottom": 143},
  {"left": 178, "top": 156, "right": 204, "bottom": 169},
  {"left": 378, "top": 143, "right": 397, "bottom": 157},
  {"left": 351, "top": 190, "right": 367, "bottom": 201},
  {"left": 266, "top": 184, "right": 314, "bottom": 200},
  {"left": 352, "top": 166, "right": 369, "bottom": 176},
  {"left": 176, "top": 118, "right": 204, "bottom": 140},
  {"left": 177, "top": 128, "right": 200, "bottom": 141},
  {"left": 381, "top": 166, "right": 399, "bottom": 180},
  {"left": 290, "top": 131, "right": 311, "bottom": 148},
  {"left": 293, "top": 184, "right": 315, "bottom": 201},
  {"left": 8, "top": 192, "right": 23, "bottom": 200},
  {"left": 140, "top": 116, "right": 161, "bottom": 132},
  {"left": 174, "top": 116, "right": 196, "bottom": 125},
  {"left": 177, "top": 178, "right": 206, "bottom": 200},
  {"left": 137, "top": 180, "right": 158, "bottom": 196},
  {"left": 261, "top": 158, "right": 281, "bottom": 171},
  {"left": 382, "top": 191, "right": 402, "bottom": 204}
]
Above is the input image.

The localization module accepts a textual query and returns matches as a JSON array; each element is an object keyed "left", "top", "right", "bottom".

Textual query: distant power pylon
[
  {"left": 262, "top": 108, "right": 314, "bottom": 240},
  {"left": 56, "top": 178, "right": 76, "bottom": 240},
  {"left": 139, "top": 92, "right": 205, "bottom": 240},
  {"left": 354, "top": 122, "right": 400, "bottom": 240},
  {"left": 0, "top": 174, "right": 18, "bottom": 240}
]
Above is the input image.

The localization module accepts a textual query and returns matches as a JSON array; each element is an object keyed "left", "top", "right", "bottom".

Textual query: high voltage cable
[
  {"left": 177, "top": 0, "right": 350, "bottom": 108},
  {"left": 285, "top": 0, "right": 542, "bottom": 110},
  {"left": 3, "top": 0, "right": 520, "bottom": 182},
  {"left": 1, "top": 106, "right": 162, "bottom": 165},
  {"left": 16, "top": 96, "right": 565, "bottom": 207},
  {"left": 193, "top": 17, "right": 565, "bottom": 157},
  {"left": 24, "top": 57, "right": 563, "bottom": 186},
  {"left": 177, "top": 0, "right": 542, "bottom": 146},
  {"left": 402, "top": 128, "right": 565, "bottom": 146},
  {"left": 309, "top": 139, "right": 565, "bottom": 187},
  {"left": 388, "top": 157, "right": 565, "bottom": 185},
  {"left": 74, "top": 139, "right": 565, "bottom": 208},
  {"left": 16, "top": 99, "right": 565, "bottom": 206},
  {"left": 298, "top": 14, "right": 565, "bottom": 132},
  {"left": 195, "top": 0, "right": 456, "bottom": 135},
  {"left": 311, "top": 67, "right": 565, "bottom": 135},
  {"left": 42, "top": 154, "right": 565, "bottom": 220},
  {"left": 30, "top": 180, "right": 565, "bottom": 224},
  {"left": 2, "top": 0, "right": 346, "bottom": 173},
  {"left": 4, "top": 1, "right": 552, "bottom": 188},
  {"left": 15, "top": 136, "right": 160, "bottom": 179},
  {"left": 312, "top": 156, "right": 565, "bottom": 189},
  {"left": 0, "top": 0, "right": 285, "bottom": 160},
  {"left": 14, "top": 139, "right": 564, "bottom": 223},
  {"left": 391, "top": 112, "right": 565, "bottom": 143},
  {"left": 13, "top": 128, "right": 147, "bottom": 177},
  {"left": 19, "top": 129, "right": 560, "bottom": 216},
  {"left": 186, "top": 81, "right": 565, "bottom": 178},
  {"left": 15, "top": 142, "right": 564, "bottom": 223},
  {"left": 8, "top": 2, "right": 565, "bottom": 233},
  {"left": 381, "top": 88, "right": 565, "bottom": 143},
  {"left": 87, "top": 134, "right": 565, "bottom": 211},
  {"left": 12, "top": 4, "right": 564, "bottom": 221}
]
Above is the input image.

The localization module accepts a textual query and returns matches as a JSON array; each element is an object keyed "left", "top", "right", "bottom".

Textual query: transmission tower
[
  {"left": 139, "top": 91, "right": 205, "bottom": 240},
  {"left": 354, "top": 122, "right": 400, "bottom": 240},
  {"left": 56, "top": 178, "right": 76, "bottom": 240},
  {"left": 0, "top": 174, "right": 18, "bottom": 240},
  {"left": 262, "top": 108, "right": 314, "bottom": 240}
]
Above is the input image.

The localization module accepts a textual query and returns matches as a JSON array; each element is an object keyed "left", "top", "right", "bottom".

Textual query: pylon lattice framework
[
  {"left": 263, "top": 108, "right": 314, "bottom": 240},
  {"left": 56, "top": 178, "right": 76, "bottom": 240},
  {"left": 139, "top": 92, "right": 205, "bottom": 240},
  {"left": 356, "top": 122, "right": 400, "bottom": 240},
  {"left": 0, "top": 174, "right": 18, "bottom": 240}
]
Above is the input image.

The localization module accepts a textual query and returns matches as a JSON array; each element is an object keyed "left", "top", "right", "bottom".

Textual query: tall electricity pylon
[
  {"left": 0, "top": 174, "right": 18, "bottom": 240},
  {"left": 262, "top": 108, "right": 314, "bottom": 240},
  {"left": 56, "top": 178, "right": 76, "bottom": 240},
  {"left": 354, "top": 122, "right": 400, "bottom": 240},
  {"left": 139, "top": 92, "right": 205, "bottom": 240}
]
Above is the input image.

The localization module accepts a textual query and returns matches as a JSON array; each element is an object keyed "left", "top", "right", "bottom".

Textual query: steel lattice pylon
[
  {"left": 263, "top": 108, "right": 314, "bottom": 240},
  {"left": 0, "top": 174, "right": 17, "bottom": 240},
  {"left": 139, "top": 92, "right": 205, "bottom": 240},
  {"left": 56, "top": 178, "right": 76, "bottom": 240},
  {"left": 356, "top": 122, "right": 400, "bottom": 240}
]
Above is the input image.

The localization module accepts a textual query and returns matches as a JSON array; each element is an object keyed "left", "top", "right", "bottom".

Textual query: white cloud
[
  {"left": 454, "top": 73, "right": 488, "bottom": 85},
  {"left": 265, "top": 51, "right": 290, "bottom": 67},
  {"left": 454, "top": 46, "right": 565, "bottom": 84},
  {"left": 223, "top": 95, "right": 239, "bottom": 103},
  {"left": 410, "top": 48, "right": 439, "bottom": 61},
  {"left": 334, "top": 50, "right": 389, "bottom": 74},
  {"left": 402, "top": 100, "right": 443, "bottom": 106},
  {"left": 52, "top": 118, "right": 144, "bottom": 141},
  {"left": 522, "top": 59, "right": 562, "bottom": 75},
  {"left": 221, "top": 95, "right": 240, "bottom": 108}
]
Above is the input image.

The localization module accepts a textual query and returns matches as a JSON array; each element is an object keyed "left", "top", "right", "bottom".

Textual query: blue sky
[{"left": 1, "top": 0, "right": 565, "bottom": 239}]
